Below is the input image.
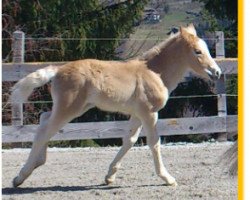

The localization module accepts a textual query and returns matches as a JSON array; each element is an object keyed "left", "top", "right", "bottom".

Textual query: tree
[
  {"left": 195, "top": 0, "right": 237, "bottom": 57},
  {"left": 2, "top": 0, "right": 148, "bottom": 62},
  {"left": 199, "top": 0, "right": 237, "bottom": 23}
]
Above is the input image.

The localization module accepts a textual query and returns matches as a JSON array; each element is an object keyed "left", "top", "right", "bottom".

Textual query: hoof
[
  {"left": 168, "top": 180, "right": 178, "bottom": 187},
  {"left": 13, "top": 177, "right": 23, "bottom": 188},
  {"left": 105, "top": 176, "right": 115, "bottom": 185}
]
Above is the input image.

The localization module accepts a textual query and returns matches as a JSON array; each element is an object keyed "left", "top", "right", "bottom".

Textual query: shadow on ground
[{"left": 2, "top": 183, "right": 165, "bottom": 195}]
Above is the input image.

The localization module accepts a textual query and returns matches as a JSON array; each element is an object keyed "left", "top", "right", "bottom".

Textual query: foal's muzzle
[{"left": 205, "top": 66, "right": 222, "bottom": 80}]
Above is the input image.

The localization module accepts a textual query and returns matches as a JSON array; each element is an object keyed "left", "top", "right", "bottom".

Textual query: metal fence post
[
  {"left": 215, "top": 31, "right": 228, "bottom": 141},
  {"left": 11, "top": 31, "right": 25, "bottom": 126}
]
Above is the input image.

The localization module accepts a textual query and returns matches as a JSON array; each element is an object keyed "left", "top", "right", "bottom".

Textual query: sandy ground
[{"left": 2, "top": 142, "right": 237, "bottom": 200}]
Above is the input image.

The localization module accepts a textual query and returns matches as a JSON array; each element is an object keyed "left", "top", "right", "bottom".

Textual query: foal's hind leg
[
  {"left": 13, "top": 103, "right": 93, "bottom": 187},
  {"left": 13, "top": 116, "right": 65, "bottom": 187},
  {"left": 105, "top": 116, "right": 142, "bottom": 184},
  {"left": 141, "top": 112, "right": 177, "bottom": 186}
]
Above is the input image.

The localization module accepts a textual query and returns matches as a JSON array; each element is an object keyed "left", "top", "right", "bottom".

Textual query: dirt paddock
[{"left": 2, "top": 142, "right": 237, "bottom": 200}]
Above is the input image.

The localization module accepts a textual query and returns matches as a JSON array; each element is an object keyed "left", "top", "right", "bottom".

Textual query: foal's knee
[
  {"left": 123, "top": 134, "right": 138, "bottom": 147},
  {"left": 40, "top": 111, "right": 51, "bottom": 124},
  {"left": 123, "top": 128, "right": 139, "bottom": 145},
  {"left": 148, "top": 134, "right": 161, "bottom": 149},
  {"left": 149, "top": 141, "right": 160, "bottom": 151},
  {"left": 130, "top": 133, "right": 139, "bottom": 144}
]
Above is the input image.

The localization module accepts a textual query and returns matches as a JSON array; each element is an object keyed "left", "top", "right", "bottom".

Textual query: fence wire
[
  {"left": 2, "top": 91, "right": 238, "bottom": 126},
  {"left": 2, "top": 37, "right": 238, "bottom": 41},
  {"left": 2, "top": 93, "right": 238, "bottom": 105}
]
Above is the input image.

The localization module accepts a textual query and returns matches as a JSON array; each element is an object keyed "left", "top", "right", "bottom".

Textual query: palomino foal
[{"left": 11, "top": 24, "right": 221, "bottom": 187}]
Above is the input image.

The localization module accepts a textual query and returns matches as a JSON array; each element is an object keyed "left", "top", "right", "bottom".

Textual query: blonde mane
[{"left": 139, "top": 32, "right": 180, "bottom": 61}]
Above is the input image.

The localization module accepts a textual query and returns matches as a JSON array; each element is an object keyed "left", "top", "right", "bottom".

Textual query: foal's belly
[
  {"left": 85, "top": 85, "right": 137, "bottom": 115},
  {"left": 95, "top": 99, "right": 133, "bottom": 115}
]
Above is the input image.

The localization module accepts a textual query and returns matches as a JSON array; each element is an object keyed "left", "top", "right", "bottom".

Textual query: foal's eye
[{"left": 194, "top": 49, "right": 202, "bottom": 55}]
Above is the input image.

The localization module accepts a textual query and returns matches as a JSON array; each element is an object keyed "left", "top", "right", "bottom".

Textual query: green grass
[
  {"left": 119, "top": 1, "right": 202, "bottom": 59},
  {"left": 133, "top": 11, "right": 196, "bottom": 39}
]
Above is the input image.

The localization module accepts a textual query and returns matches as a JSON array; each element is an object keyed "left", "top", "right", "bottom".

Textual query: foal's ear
[
  {"left": 180, "top": 24, "right": 197, "bottom": 37},
  {"left": 180, "top": 26, "right": 189, "bottom": 39},
  {"left": 187, "top": 23, "right": 197, "bottom": 36}
]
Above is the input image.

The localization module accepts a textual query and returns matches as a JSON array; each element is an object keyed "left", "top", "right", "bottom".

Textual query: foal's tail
[{"left": 11, "top": 65, "right": 58, "bottom": 104}]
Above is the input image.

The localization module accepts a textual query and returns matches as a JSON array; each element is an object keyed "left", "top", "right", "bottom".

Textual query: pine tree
[{"left": 2, "top": 0, "right": 148, "bottom": 62}]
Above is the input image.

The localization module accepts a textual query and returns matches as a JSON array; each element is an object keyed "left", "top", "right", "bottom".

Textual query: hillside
[{"left": 118, "top": 0, "right": 203, "bottom": 59}]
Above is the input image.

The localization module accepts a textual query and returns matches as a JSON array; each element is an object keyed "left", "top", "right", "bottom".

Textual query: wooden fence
[
  {"left": 2, "top": 31, "right": 238, "bottom": 143},
  {"left": 2, "top": 59, "right": 237, "bottom": 143}
]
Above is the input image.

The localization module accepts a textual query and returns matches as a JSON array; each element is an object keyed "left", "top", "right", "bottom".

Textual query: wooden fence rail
[
  {"left": 2, "top": 116, "right": 237, "bottom": 143},
  {"left": 2, "top": 59, "right": 237, "bottom": 82}
]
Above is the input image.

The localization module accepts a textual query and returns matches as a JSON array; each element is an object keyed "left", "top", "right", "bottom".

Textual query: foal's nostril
[{"left": 215, "top": 70, "right": 221, "bottom": 79}]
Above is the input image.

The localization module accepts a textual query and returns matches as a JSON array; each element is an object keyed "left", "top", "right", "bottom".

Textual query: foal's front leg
[
  {"left": 142, "top": 112, "right": 177, "bottom": 186},
  {"left": 105, "top": 116, "right": 142, "bottom": 184}
]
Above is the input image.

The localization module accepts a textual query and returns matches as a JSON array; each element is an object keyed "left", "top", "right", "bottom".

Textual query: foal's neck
[{"left": 145, "top": 36, "right": 188, "bottom": 93}]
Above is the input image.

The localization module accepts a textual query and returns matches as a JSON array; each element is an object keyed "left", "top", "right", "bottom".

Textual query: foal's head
[{"left": 180, "top": 24, "right": 222, "bottom": 80}]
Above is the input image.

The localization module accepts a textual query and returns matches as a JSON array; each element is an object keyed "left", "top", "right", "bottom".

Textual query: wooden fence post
[
  {"left": 11, "top": 31, "right": 25, "bottom": 126},
  {"left": 215, "top": 31, "right": 225, "bottom": 58},
  {"left": 215, "top": 31, "right": 228, "bottom": 141}
]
